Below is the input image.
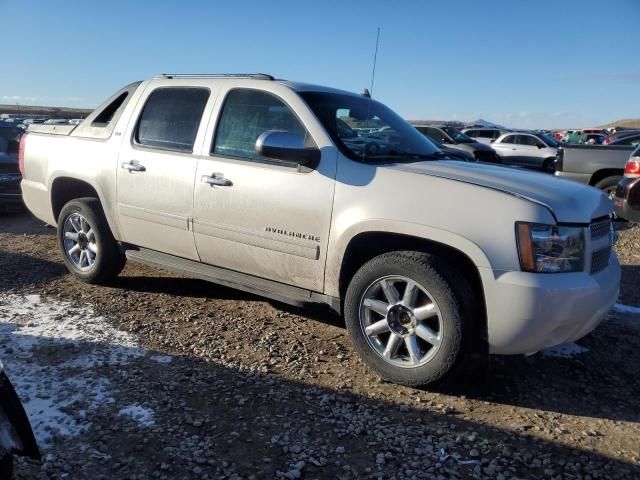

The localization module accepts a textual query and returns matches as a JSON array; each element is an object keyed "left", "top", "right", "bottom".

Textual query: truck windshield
[{"left": 300, "top": 91, "right": 442, "bottom": 162}]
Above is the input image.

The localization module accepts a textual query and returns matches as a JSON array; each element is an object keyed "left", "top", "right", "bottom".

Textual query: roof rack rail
[{"left": 154, "top": 73, "right": 274, "bottom": 80}]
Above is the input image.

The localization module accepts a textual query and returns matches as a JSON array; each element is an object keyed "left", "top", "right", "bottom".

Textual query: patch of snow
[
  {"left": 150, "top": 354, "right": 173, "bottom": 364},
  {"left": 542, "top": 342, "right": 589, "bottom": 358},
  {"left": 118, "top": 404, "right": 155, "bottom": 427},
  {"left": 613, "top": 303, "right": 640, "bottom": 316},
  {"left": 0, "top": 293, "right": 144, "bottom": 446}
]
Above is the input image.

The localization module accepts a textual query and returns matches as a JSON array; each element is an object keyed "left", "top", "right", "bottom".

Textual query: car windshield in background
[
  {"left": 300, "top": 91, "right": 441, "bottom": 162},
  {"left": 538, "top": 134, "right": 560, "bottom": 148},
  {"left": 442, "top": 127, "right": 475, "bottom": 144}
]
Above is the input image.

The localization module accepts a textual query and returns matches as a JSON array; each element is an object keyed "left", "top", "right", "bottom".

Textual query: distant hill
[
  {"left": 469, "top": 118, "right": 507, "bottom": 129},
  {"left": 0, "top": 104, "right": 93, "bottom": 119},
  {"left": 598, "top": 118, "right": 640, "bottom": 129}
]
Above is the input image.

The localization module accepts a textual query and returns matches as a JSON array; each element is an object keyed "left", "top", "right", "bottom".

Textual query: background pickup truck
[
  {"left": 20, "top": 74, "right": 620, "bottom": 387},
  {"left": 554, "top": 143, "right": 635, "bottom": 197}
]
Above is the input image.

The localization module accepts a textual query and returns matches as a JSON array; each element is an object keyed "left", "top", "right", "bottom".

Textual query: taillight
[
  {"left": 603, "top": 137, "right": 610, "bottom": 144},
  {"left": 18, "top": 132, "right": 27, "bottom": 176},
  {"left": 625, "top": 157, "right": 640, "bottom": 178}
]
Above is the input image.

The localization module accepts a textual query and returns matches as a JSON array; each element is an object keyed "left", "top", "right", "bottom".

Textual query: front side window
[
  {"left": 135, "top": 88, "right": 209, "bottom": 152},
  {"left": 212, "top": 89, "right": 309, "bottom": 160},
  {"left": 538, "top": 134, "right": 560, "bottom": 148},
  {"left": 301, "top": 91, "right": 440, "bottom": 162},
  {"left": 501, "top": 135, "right": 515, "bottom": 144}
]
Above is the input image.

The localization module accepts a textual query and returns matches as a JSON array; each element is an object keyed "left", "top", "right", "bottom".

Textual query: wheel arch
[
  {"left": 49, "top": 176, "right": 121, "bottom": 239},
  {"left": 589, "top": 168, "right": 624, "bottom": 187},
  {"left": 334, "top": 228, "right": 489, "bottom": 355}
]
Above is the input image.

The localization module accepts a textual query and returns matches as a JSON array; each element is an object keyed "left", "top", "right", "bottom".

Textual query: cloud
[
  {"left": 0, "top": 95, "right": 93, "bottom": 108},
  {"left": 1, "top": 95, "right": 38, "bottom": 103}
]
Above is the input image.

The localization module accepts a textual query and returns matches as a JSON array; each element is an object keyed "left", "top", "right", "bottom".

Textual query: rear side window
[
  {"left": 135, "top": 88, "right": 209, "bottom": 152},
  {"left": 516, "top": 135, "right": 538, "bottom": 146},
  {"left": 212, "top": 89, "right": 308, "bottom": 160},
  {"left": 92, "top": 92, "right": 128, "bottom": 127}
]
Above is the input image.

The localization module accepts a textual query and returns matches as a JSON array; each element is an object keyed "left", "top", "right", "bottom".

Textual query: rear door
[
  {"left": 116, "top": 86, "right": 212, "bottom": 260},
  {"left": 192, "top": 86, "right": 337, "bottom": 292},
  {"left": 493, "top": 134, "right": 518, "bottom": 163}
]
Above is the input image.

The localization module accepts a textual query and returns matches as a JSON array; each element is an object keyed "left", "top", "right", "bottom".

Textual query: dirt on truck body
[{"left": 1, "top": 211, "right": 639, "bottom": 479}]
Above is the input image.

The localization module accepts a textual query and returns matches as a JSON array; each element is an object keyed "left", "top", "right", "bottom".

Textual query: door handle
[
  {"left": 121, "top": 161, "right": 146, "bottom": 172},
  {"left": 201, "top": 173, "right": 232, "bottom": 186}
]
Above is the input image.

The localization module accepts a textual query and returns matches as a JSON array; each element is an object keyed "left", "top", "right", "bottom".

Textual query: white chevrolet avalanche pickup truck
[{"left": 19, "top": 74, "right": 620, "bottom": 386}]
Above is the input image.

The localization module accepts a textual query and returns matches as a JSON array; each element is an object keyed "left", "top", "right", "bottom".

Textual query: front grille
[
  {"left": 591, "top": 247, "right": 611, "bottom": 274},
  {"left": 590, "top": 219, "right": 611, "bottom": 240}
]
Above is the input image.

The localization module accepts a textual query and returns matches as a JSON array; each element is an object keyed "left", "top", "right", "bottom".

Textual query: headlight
[{"left": 516, "top": 222, "right": 584, "bottom": 273}]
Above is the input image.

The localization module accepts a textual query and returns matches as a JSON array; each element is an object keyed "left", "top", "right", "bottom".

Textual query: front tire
[
  {"left": 344, "top": 251, "right": 467, "bottom": 386},
  {"left": 57, "top": 198, "right": 125, "bottom": 284},
  {"left": 542, "top": 158, "right": 556, "bottom": 173}
]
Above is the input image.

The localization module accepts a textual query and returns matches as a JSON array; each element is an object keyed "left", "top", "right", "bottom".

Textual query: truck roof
[{"left": 153, "top": 73, "right": 363, "bottom": 98}]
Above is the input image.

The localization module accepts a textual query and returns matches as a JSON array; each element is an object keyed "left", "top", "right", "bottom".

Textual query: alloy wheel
[
  {"left": 359, "top": 275, "right": 443, "bottom": 368},
  {"left": 62, "top": 213, "right": 98, "bottom": 271}
]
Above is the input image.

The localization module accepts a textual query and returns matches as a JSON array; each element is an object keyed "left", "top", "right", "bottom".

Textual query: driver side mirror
[{"left": 255, "top": 130, "right": 320, "bottom": 167}]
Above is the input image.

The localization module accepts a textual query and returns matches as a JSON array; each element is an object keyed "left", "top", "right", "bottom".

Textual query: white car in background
[
  {"left": 491, "top": 132, "right": 560, "bottom": 171},
  {"left": 461, "top": 127, "right": 504, "bottom": 145}
]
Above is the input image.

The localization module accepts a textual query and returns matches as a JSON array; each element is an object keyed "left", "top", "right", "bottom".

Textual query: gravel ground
[{"left": 1, "top": 210, "right": 639, "bottom": 479}]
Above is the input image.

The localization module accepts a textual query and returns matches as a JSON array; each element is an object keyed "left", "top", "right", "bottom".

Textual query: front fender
[{"left": 324, "top": 219, "right": 492, "bottom": 297}]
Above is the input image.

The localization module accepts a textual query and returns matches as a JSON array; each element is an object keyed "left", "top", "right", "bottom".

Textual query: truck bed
[{"left": 555, "top": 144, "right": 633, "bottom": 185}]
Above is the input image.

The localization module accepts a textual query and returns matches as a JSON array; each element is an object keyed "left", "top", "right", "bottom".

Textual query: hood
[{"left": 389, "top": 160, "right": 612, "bottom": 223}]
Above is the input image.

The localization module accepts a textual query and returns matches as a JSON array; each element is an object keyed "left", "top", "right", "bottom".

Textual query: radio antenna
[
  {"left": 361, "top": 27, "right": 381, "bottom": 162},
  {"left": 369, "top": 27, "right": 380, "bottom": 98}
]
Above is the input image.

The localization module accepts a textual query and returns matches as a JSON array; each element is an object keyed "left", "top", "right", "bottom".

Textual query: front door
[
  {"left": 117, "top": 86, "right": 211, "bottom": 260},
  {"left": 193, "top": 87, "right": 336, "bottom": 292}
]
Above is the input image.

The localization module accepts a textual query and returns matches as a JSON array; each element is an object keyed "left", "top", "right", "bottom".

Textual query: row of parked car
[
  {"left": 413, "top": 124, "right": 560, "bottom": 172},
  {"left": 415, "top": 124, "right": 639, "bottom": 220},
  {"left": 2, "top": 108, "right": 639, "bottom": 224},
  {"left": 556, "top": 127, "right": 640, "bottom": 146}
]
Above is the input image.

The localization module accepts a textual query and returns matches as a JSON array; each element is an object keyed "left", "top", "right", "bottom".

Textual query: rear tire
[
  {"left": 57, "top": 198, "right": 125, "bottom": 284},
  {"left": 593, "top": 175, "right": 622, "bottom": 199},
  {"left": 344, "top": 251, "right": 469, "bottom": 386}
]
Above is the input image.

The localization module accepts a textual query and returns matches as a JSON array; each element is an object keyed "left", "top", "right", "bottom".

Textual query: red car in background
[{"left": 614, "top": 145, "right": 640, "bottom": 222}]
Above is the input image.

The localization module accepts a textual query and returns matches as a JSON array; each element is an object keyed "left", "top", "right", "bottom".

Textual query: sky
[{"left": 0, "top": 0, "right": 638, "bottom": 129}]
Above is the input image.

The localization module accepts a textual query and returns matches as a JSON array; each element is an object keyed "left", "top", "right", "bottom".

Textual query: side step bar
[{"left": 125, "top": 248, "right": 340, "bottom": 313}]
